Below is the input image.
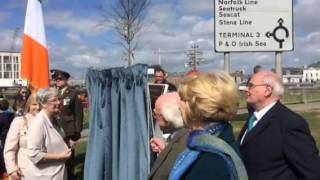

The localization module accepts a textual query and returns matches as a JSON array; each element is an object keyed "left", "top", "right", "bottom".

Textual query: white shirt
[{"left": 240, "top": 102, "right": 277, "bottom": 144}]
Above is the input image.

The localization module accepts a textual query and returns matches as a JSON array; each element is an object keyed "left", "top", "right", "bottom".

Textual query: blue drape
[{"left": 84, "top": 64, "right": 151, "bottom": 180}]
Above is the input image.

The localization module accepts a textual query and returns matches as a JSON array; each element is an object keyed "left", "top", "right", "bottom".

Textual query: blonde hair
[
  {"left": 179, "top": 72, "right": 239, "bottom": 125},
  {"left": 23, "top": 93, "right": 37, "bottom": 114}
]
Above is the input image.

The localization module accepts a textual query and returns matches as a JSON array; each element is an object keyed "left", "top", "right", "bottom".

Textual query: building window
[
  {"left": 3, "top": 56, "right": 11, "bottom": 63},
  {"left": 15, "top": 56, "right": 19, "bottom": 63},
  {"left": 14, "top": 72, "right": 19, "bottom": 78},
  {"left": 4, "top": 72, "right": 11, "bottom": 78}
]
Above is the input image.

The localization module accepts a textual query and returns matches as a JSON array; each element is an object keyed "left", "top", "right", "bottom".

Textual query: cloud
[
  {"left": 66, "top": 32, "right": 81, "bottom": 43},
  {"left": 294, "top": 0, "right": 320, "bottom": 34},
  {"left": 38, "top": 0, "right": 320, "bottom": 78},
  {"left": 0, "top": 29, "right": 22, "bottom": 51},
  {"left": 191, "top": 18, "right": 214, "bottom": 36},
  {"left": 65, "top": 54, "right": 101, "bottom": 68},
  {"left": 45, "top": 10, "right": 110, "bottom": 36},
  {"left": 146, "top": 3, "right": 177, "bottom": 29},
  {"left": 176, "top": 0, "right": 213, "bottom": 14},
  {"left": 179, "top": 16, "right": 202, "bottom": 26}
]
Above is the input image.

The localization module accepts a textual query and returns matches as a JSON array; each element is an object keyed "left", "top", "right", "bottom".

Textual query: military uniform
[{"left": 58, "top": 86, "right": 83, "bottom": 141}]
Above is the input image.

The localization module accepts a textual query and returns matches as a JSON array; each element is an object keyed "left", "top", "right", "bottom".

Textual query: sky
[{"left": 0, "top": 0, "right": 319, "bottom": 78}]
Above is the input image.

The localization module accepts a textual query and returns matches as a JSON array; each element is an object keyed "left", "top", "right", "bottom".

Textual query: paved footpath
[{"left": 80, "top": 101, "right": 320, "bottom": 141}]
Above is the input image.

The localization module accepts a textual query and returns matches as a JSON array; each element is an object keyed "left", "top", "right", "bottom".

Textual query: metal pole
[
  {"left": 275, "top": 51, "right": 283, "bottom": 78},
  {"left": 224, "top": 52, "right": 230, "bottom": 74}
]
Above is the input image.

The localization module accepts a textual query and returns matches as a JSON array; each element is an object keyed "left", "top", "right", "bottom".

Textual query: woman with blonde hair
[
  {"left": 169, "top": 72, "right": 247, "bottom": 180},
  {"left": 4, "top": 94, "right": 40, "bottom": 180}
]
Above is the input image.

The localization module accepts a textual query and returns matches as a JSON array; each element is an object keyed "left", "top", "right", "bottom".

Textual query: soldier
[{"left": 51, "top": 69, "right": 84, "bottom": 179}]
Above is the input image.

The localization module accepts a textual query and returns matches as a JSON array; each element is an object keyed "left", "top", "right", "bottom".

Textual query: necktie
[
  {"left": 248, "top": 114, "right": 257, "bottom": 131},
  {"left": 58, "top": 89, "right": 62, "bottom": 97}
]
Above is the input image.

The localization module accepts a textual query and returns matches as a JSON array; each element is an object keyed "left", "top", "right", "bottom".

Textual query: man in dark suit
[
  {"left": 148, "top": 92, "right": 188, "bottom": 180},
  {"left": 239, "top": 70, "right": 320, "bottom": 180},
  {"left": 51, "top": 69, "right": 84, "bottom": 179}
]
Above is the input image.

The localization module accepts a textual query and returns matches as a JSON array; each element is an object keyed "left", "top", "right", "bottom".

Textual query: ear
[{"left": 264, "top": 85, "right": 273, "bottom": 97}]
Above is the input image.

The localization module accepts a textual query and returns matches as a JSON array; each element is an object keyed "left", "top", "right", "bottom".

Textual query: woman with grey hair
[{"left": 26, "top": 88, "right": 71, "bottom": 180}]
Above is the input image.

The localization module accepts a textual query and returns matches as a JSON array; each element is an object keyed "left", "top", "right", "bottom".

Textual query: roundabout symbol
[{"left": 266, "top": 18, "right": 289, "bottom": 49}]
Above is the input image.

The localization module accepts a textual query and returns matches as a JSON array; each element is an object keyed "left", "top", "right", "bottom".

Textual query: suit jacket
[
  {"left": 0, "top": 111, "right": 15, "bottom": 172},
  {"left": 58, "top": 86, "right": 83, "bottom": 141},
  {"left": 0, "top": 111, "right": 15, "bottom": 145},
  {"left": 148, "top": 128, "right": 189, "bottom": 180},
  {"left": 239, "top": 101, "right": 320, "bottom": 180},
  {"left": 27, "top": 110, "right": 68, "bottom": 180},
  {"left": 4, "top": 114, "right": 33, "bottom": 175}
]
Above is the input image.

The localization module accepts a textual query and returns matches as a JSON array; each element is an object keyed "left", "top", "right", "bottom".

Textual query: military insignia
[{"left": 63, "top": 97, "right": 71, "bottom": 105}]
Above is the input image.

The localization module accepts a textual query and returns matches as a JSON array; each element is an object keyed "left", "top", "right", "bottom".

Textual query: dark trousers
[{"left": 67, "top": 148, "right": 76, "bottom": 179}]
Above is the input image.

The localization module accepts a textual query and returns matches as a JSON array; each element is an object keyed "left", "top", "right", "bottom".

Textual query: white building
[
  {"left": 0, "top": 51, "right": 27, "bottom": 87},
  {"left": 283, "top": 74, "right": 302, "bottom": 84},
  {"left": 302, "top": 67, "right": 320, "bottom": 83},
  {"left": 281, "top": 67, "right": 303, "bottom": 84}
]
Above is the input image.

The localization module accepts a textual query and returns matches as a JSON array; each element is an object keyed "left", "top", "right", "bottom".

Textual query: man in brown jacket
[
  {"left": 148, "top": 92, "right": 188, "bottom": 180},
  {"left": 51, "top": 69, "right": 84, "bottom": 179}
]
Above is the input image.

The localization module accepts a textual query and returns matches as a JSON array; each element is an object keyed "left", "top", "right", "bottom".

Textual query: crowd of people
[
  {"left": 149, "top": 67, "right": 320, "bottom": 180},
  {"left": 0, "top": 70, "right": 83, "bottom": 180},
  {"left": 1, "top": 65, "right": 320, "bottom": 180}
]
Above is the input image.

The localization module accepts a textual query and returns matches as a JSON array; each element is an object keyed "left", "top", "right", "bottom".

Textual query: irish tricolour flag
[{"left": 21, "top": 0, "right": 49, "bottom": 90}]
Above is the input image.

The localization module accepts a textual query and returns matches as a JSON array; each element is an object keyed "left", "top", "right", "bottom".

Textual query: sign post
[{"left": 214, "top": 0, "right": 293, "bottom": 77}]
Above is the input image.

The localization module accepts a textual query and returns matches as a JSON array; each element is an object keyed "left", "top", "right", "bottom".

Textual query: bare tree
[{"left": 100, "top": 0, "right": 148, "bottom": 66}]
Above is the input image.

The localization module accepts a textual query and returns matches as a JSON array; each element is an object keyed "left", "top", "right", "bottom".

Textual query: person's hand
[
  {"left": 59, "top": 148, "right": 72, "bottom": 160},
  {"left": 69, "top": 139, "right": 77, "bottom": 149},
  {"left": 150, "top": 137, "right": 167, "bottom": 154}
]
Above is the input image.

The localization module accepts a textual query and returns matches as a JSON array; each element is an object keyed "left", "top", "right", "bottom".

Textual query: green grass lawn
[{"left": 74, "top": 141, "right": 87, "bottom": 180}]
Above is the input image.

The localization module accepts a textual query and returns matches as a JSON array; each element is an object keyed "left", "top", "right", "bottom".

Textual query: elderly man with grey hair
[
  {"left": 239, "top": 70, "right": 320, "bottom": 180},
  {"left": 26, "top": 88, "right": 71, "bottom": 180},
  {"left": 148, "top": 92, "right": 188, "bottom": 180}
]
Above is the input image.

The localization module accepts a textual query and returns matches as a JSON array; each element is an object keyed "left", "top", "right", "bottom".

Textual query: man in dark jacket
[
  {"left": 0, "top": 99, "right": 15, "bottom": 176},
  {"left": 154, "top": 67, "right": 177, "bottom": 92},
  {"left": 239, "top": 70, "right": 320, "bottom": 180},
  {"left": 51, "top": 69, "right": 84, "bottom": 179}
]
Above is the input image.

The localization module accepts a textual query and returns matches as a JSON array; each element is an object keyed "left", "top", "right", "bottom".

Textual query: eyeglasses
[{"left": 247, "top": 82, "right": 268, "bottom": 89}]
